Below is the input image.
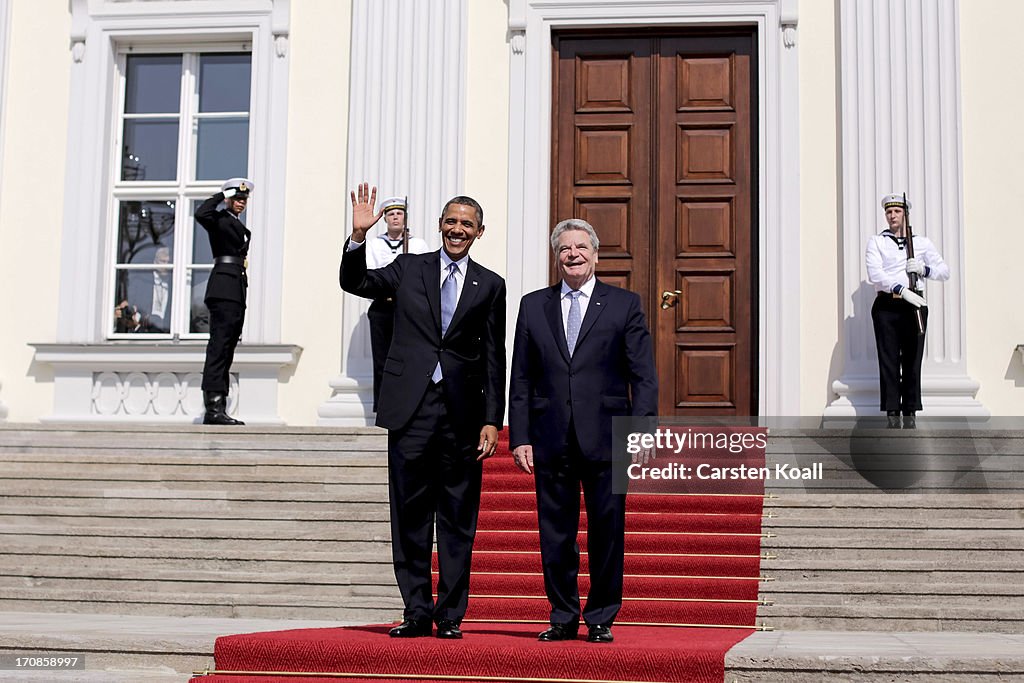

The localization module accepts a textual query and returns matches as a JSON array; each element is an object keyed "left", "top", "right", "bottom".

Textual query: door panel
[{"left": 553, "top": 31, "right": 757, "bottom": 416}]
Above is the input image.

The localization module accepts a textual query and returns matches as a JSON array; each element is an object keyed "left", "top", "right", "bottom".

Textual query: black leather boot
[{"left": 203, "top": 392, "right": 245, "bottom": 425}]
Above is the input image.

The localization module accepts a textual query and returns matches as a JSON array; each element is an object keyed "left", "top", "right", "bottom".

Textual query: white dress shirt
[
  {"left": 439, "top": 249, "right": 469, "bottom": 307},
  {"left": 866, "top": 230, "right": 950, "bottom": 294},
  {"left": 560, "top": 275, "right": 597, "bottom": 337}
]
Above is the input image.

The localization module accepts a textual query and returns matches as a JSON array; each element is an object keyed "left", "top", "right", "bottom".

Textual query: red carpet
[{"left": 198, "top": 431, "right": 767, "bottom": 682}]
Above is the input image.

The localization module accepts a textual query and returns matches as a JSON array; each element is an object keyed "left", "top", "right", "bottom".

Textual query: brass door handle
[{"left": 660, "top": 289, "right": 682, "bottom": 310}]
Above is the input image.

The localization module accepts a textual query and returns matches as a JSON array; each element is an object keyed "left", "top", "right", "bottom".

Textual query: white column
[
  {"left": 318, "top": 0, "right": 467, "bottom": 424},
  {"left": 828, "top": 0, "right": 985, "bottom": 416}
]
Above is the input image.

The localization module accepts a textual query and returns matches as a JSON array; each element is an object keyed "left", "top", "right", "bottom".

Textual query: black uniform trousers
[
  {"left": 872, "top": 292, "right": 929, "bottom": 413},
  {"left": 387, "top": 380, "right": 483, "bottom": 624},
  {"left": 534, "top": 424, "right": 626, "bottom": 627},
  {"left": 201, "top": 299, "right": 245, "bottom": 393},
  {"left": 367, "top": 298, "right": 395, "bottom": 412}
]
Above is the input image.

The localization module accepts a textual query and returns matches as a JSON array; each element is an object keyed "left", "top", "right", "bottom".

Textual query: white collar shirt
[
  {"left": 440, "top": 250, "right": 469, "bottom": 305},
  {"left": 560, "top": 275, "right": 597, "bottom": 335}
]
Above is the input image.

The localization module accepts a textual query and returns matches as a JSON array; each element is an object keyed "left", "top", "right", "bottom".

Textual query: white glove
[
  {"left": 899, "top": 287, "right": 926, "bottom": 308},
  {"left": 222, "top": 188, "right": 237, "bottom": 199},
  {"left": 905, "top": 257, "right": 925, "bottom": 275}
]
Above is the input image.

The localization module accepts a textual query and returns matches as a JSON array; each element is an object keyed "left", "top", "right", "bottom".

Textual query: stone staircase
[
  {"left": 758, "top": 428, "right": 1024, "bottom": 634},
  {"left": 0, "top": 424, "right": 1022, "bottom": 681},
  {"left": 0, "top": 425, "right": 400, "bottom": 623}
]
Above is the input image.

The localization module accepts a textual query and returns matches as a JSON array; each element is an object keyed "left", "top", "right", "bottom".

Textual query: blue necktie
[
  {"left": 433, "top": 263, "right": 459, "bottom": 383},
  {"left": 566, "top": 290, "right": 582, "bottom": 356}
]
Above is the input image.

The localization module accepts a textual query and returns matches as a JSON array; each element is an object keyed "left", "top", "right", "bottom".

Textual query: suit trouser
[
  {"left": 201, "top": 299, "right": 245, "bottom": 393},
  {"left": 871, "top": 293, "right": 928, "bottom": 413},
  {"left": 388, "top": 381, "right": 483, "bottom": 623},
  {"left": 534, "top": 427, "right": 626, "bottom": 627},
  {"left": 367, "top": 299, "right": 395, "bottom": 412}
]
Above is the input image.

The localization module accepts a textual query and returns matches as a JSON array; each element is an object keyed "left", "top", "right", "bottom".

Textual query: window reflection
[
  {"left": 122, "top": 119, "right": 179, "bottom": 181},
  {"left": 113, "top": 266, "right": 173, "bottom": 334},
  {"left": 118, "top": 201, "right": 176, "bottom": 264}
]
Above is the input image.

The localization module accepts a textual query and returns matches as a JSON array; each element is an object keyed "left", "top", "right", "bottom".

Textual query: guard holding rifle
[
  {"left": 866, "top": 193, "right": 950, "bottom": 428},
  {"left": 366, "top": 196, "right": 429, "bottom": 411},
  {"left": 195, "top": 177, "right": 254, "bottom": 426}
]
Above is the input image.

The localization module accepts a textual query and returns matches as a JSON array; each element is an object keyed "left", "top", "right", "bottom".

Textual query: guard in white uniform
[
  {"left": 366, "top": 197, "right": 429, "bottom": 410},
  {"left": 865, "top": 194, "right": 950, "bottom": 428}
]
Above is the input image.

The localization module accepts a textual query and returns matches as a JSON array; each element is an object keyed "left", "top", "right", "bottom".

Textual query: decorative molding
[
  {"left": 827, "top": 0, "right": 984, "bottom": 416},
  {"left": 91, "top": 370, "right": 235, "bottom": 418},
  {"left": 32, "top": 343, "right": 301, "bottom": 423},
  {"left": 318, "top": 0, "right": 469, "bottom": 425},
  {"left": 504, "top": 0, "right": 802, "bottom": 416},
  {"left": 272, "top": 0, "right": 290, "bottom": 57},
  {"left": 780, "top": 0, "right": 798, "bottom": 47}
]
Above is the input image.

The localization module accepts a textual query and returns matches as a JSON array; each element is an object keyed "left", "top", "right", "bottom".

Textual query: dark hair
[{"left": 441, "top": 195, "right": 483, "bottom": 227}]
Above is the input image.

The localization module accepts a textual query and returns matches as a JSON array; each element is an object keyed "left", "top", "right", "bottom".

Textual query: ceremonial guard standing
[
  {"left": 865, "top": 194, "right": 950, "bottom": 428},
  {"left": 366, "top": 197, "right": 429, "bottom": 411},
  {"left": 195, "top": 177, "right": 254, "bottom": 426}
]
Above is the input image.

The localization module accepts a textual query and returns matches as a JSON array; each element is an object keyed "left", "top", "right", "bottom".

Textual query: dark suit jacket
[
  {"left": 195, "top": 193, "right": 250, "bottom": 304},
  {"left": 509, "top": 279, "right": 658, "bottom": 462},
  {"left": 340, "top": 242, "right": 506, "bottom": 434}
]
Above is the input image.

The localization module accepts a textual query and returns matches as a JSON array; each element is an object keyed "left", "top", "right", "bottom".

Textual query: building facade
[{"left": 0, "top": 0, "right": 1020, "bottom": 425}]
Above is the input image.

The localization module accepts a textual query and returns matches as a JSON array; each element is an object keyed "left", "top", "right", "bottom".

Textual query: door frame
[{"left": 505, "top": 0, "right": 801, "bottom": 416}]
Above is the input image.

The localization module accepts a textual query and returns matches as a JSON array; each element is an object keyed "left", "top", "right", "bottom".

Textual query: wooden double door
[{"left": 551, "top": 30, "right": 758, "bottom": 416}]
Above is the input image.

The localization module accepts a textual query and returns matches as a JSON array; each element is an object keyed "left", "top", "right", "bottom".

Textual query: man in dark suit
[
  {"left": 195, "top": 177, "right": 253, "bottom": 426},
  {"left": 509, "top": 218, "right": 658, "bottom": 643},
  {"left": 340, "top": 182, "right": 506, "bottom": 640}
]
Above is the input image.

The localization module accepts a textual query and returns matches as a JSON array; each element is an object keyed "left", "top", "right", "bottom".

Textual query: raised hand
[{"left": 350, "top": 182, "right": 384, "bottom": 241}]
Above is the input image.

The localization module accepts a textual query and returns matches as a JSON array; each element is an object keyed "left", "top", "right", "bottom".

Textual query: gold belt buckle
[{"left": 243, "top": 258, "right": 249, "bottom": 269}]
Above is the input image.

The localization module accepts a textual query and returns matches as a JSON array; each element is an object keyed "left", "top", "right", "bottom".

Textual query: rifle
[
  {"left": 903, "top": 192, "right": 925, "bottom": 336},
  {"left": 402, "top": 195, "right": 409, "bottom": 254}
]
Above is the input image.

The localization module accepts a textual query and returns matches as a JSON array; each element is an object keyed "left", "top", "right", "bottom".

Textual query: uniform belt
[
  {"left": 214, "top": 255, "right": 247, "bottom": 268},
  {"left": 878, "top": 290, "right": 920, "bottom": 299}
]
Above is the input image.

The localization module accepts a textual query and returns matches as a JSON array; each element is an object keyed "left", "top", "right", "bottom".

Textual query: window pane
[
  {"left": 199, "top": 53, "right": 251, "bottom": 113},
  {"left": 117, "top": 201, "right": 176, "bottom": 264},
  {"left": 114, "top": 269, "right": 173, "bottom": 334},
  {"left": 190, "top": 273, "right": 211, "bottom": 333},
  {"left": 122, "top": 119, "right": 179, "bottom": 181},
  {"left": 125, "top": 55, "right": 182, "bottom": 114},
  {"left": 195, "top": 118, "right": 249, "bottom": 180}
]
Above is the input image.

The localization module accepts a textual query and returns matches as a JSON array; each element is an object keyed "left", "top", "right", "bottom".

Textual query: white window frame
[
  {"left": 106, "top": 44, "right": 254, "bottom": 341},
  {"left": 56, "top": 1, "right": 290, "bottom": 346}
]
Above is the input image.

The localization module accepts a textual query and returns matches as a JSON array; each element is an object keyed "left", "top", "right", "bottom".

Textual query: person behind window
[
  {"left": 114, "top": 246, "right": 172, "bottom": 333},
  {"left": 366, "top": 196, "right": 430, "bottom": 411},
  {"left": 195, "top": 177, "right": 253, "bottom": 426}
]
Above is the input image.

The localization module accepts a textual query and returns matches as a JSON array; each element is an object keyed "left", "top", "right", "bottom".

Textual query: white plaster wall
[
  {"left": 0, "top": 0, "right": 70, "bottom": 422},
  {"left": 276, "top": 0, "right": 352, "bottom": 425},
  {"left": 462, "top": 0, "right": 509, "bottom": 278},
  {"left": 798, "top": 0, "right": 841, "bottom": 414},
  {"left": 959, "top": 0, "right": 1024, "bottom": 414}
]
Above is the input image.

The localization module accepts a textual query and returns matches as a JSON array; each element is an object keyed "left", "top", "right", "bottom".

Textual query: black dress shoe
[
  {"left": 538, "top": 623, "right": 579, "bottom": 641},
  {"left": 886, "top": 411, "right": 901, "bottom": 429},
  {"left": 587, "top": 624, "right": 613, "bottom": 643},
  {"left": 902, "top": 412, "right": 916, "bottom": 429},
  {"left": 388, "top": 619, "right": 432, "bottom": 638},
  {"left": 435, "top": 619, "right": 463, "bottom": 639}
]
